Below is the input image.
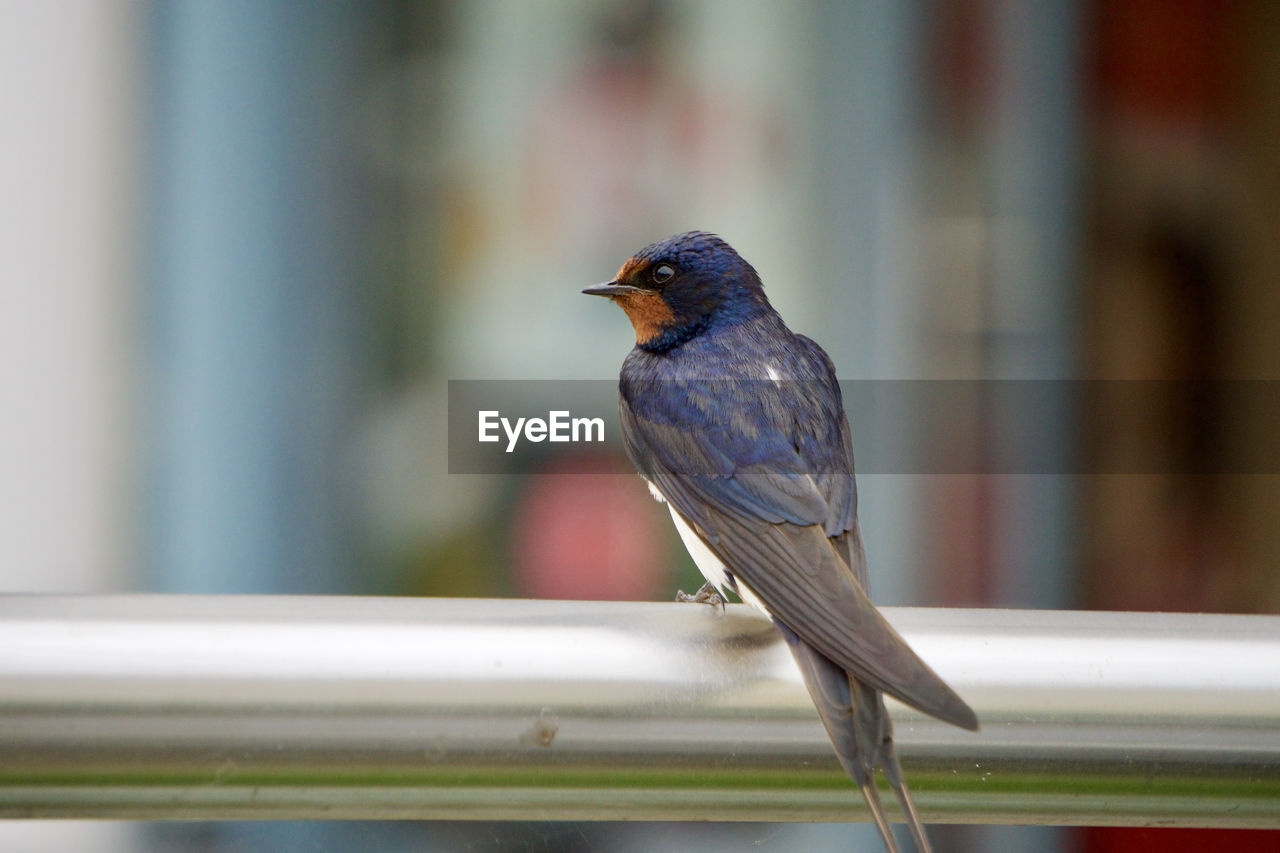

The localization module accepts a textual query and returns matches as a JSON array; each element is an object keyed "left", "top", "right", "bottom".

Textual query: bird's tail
[
  {"left": 858, "top": 778, "right": 901, "bottom": 853},
  {"left": 881, "top": 732, "right": 930, "bottom": 853},
  {"left": 777, "top": 620, "right": 933, "bottom": 853}
]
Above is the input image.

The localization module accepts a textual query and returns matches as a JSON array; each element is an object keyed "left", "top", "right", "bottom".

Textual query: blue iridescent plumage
[{"left": 585, "top": 232, "right": 977, "bottom": 853}]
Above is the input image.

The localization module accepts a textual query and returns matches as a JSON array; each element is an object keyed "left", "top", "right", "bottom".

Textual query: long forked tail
[
  {"left": 776, "top": 619, "right": 934, "bottom": 853},
  {"left": 855, "top": 693, "right": 934, "bottom": 853},
  {"left": 882, "top": 735, "right": 931, "bottom": 853},
  {"left": 858, "top": 779, "right": 902, "bottom": 853}
]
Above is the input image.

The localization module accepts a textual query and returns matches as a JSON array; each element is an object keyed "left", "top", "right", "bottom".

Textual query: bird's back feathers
[{"left": 618, "top": 312, "right": 977, "bottom": 730}]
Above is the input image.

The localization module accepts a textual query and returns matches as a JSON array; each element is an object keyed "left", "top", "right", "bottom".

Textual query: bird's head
[{"left": 583, "top": 231, "right": 768, "bottom": 352}]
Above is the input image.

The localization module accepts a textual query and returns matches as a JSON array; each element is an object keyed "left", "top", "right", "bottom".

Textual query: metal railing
[{"left": 1, "top": 595, "right": 1278, "bottom": 826}]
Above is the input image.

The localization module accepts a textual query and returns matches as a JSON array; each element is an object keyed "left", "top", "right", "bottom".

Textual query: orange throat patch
[{"left": 613, "top": 290, "right": 678, "bottom": 347}]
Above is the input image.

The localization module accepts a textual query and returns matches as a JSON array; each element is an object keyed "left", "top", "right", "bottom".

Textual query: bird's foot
[{"left": 676, "top": 582, "right": 725, "bottom": 612}]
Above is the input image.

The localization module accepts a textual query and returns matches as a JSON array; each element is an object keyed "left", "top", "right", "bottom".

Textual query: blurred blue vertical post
[
  {"left": 814, "top": 0, "right": 919, "bottom": 380},
  {"left": 814, "top": 0, "right": 922, "bottom": 612},
  {"left": 145, "top": 1, "right": 377, "bottom": 849},
  {"left": 146, "top": 0, "right": 374, "bottom": 594},
  {"left": 987, "top": 0, "right": 1080, "bottom": 609}
]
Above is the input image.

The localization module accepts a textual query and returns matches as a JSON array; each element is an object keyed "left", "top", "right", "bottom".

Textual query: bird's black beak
[{"left": 582, "top": 281, "right": 643, "bottom": 298}]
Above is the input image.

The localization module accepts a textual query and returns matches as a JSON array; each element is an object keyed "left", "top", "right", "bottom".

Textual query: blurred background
[{"left": 1, "top": 0, "right": 1278, "bottom": 851}]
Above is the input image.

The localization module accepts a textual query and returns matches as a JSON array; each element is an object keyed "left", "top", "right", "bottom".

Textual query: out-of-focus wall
[{"left": 0, "top": 0, "right": 139, "bottom": 594}]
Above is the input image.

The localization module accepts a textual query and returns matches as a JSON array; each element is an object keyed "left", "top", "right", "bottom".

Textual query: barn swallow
[{"left": 584, "top": 232, "right": 977, "bottom": 853}]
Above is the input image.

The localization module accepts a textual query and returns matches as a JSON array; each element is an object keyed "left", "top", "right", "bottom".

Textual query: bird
[{"left": 583, "top": 231, "right": 977, "bottom": 853}]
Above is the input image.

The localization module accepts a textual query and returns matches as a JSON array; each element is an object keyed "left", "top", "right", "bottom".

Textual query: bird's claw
[{"left": 676, "top": 582, "right": 725, "bottom": 612}]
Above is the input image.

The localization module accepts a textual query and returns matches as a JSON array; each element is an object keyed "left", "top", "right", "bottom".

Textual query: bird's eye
[{"left": 651, "top": 264, "right": 675, "bottom": 284}]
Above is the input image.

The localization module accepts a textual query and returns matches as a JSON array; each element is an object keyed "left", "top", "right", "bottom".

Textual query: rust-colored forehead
[{"left": 615, "top": 256, "right": 650, "bottom": 282}]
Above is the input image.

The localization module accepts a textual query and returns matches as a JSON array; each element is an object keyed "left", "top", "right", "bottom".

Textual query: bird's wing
[{"left": 620, "top": 370, "right": 977, "bottom": 730}]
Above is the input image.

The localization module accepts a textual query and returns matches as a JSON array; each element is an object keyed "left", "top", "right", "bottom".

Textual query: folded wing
[{"left": 620, "top": 367, "right": 976, "bottom": 730}]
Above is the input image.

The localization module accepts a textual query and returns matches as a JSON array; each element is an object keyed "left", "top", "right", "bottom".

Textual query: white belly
[{"left": 646, "top": 479, "right": 771, "bottom": 615}]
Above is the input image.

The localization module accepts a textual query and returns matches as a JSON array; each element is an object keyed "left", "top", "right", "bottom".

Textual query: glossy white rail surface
[{"left": 0, "top": 596, "right": 1277, "bottom": 826}]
